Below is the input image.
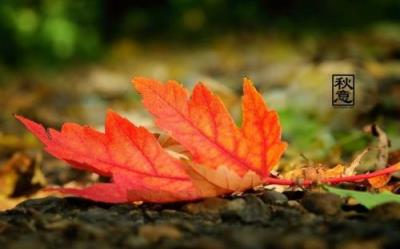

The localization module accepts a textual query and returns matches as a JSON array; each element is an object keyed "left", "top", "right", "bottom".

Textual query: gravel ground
[{"left": 1, "top": 190, "right": 400, "bottom": 249}]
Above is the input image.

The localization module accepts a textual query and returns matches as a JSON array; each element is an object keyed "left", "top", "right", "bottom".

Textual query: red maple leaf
[{"left": 16, "top": 77, "right": 400, "bottom": 203}]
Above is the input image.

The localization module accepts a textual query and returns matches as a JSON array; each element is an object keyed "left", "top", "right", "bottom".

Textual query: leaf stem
[{"left": 264, "top": 162, "right": 400, "bottom": 186}]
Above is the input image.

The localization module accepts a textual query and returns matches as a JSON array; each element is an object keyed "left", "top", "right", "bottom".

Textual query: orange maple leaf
[
  {"left": 133, "top": 77, "right": 286, "bottom": 192},
  {"left": 16, "top": 111, "right": 218, "bottom": 203},
  {"left": 16, "top": 78, "right": 286, "bottom": 203}
]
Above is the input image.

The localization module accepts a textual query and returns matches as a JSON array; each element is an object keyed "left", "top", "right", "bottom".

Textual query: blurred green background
[{"left": 0, "top": 0, "right": 399, "bottom": 166}]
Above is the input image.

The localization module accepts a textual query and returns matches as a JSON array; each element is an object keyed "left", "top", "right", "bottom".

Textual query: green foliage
[
  {"left": 1, "top": 0, "right": 400, "bottom": 68},
  {"left": 324, "top": 185, "right": 400, "bottom": 209},
  {"left": 0, "top": 0, "right": 102, "bottom": 68},
  {"left": 279, "top": 109, "right": 335, "bottom": 159}
]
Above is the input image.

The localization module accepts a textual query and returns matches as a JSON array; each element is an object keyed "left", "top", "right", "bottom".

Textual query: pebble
[
  {"left": 301, "top": 192, "right": 343, "bottom": 215},
  {"left": 144, "top": 210, "right": 160, "bottom": 220},
  {"left": 182, "top": 197, "right": 229, "bottom": 215},
  {"left": 261, "top": 190, "right": 288, "bottom": 204},
  {"left": 14, "top": 197, "right": 70, "bottom": 213},
  {"left": 183, "top": 196, "right": 271, "bottom": 223},
  {"left": 221, "top": 196, "right": 271, "bottom": 223}
]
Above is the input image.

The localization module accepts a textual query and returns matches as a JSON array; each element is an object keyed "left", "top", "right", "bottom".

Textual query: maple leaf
[
  {"left": 16, "top": 77, "right": 286, "bottom": 203},
  {"left": 132, "top": 77, "right": 286, "bottom": 191},
  {"left": 16, "top": 111, "right": 225, "bottom": 203}
]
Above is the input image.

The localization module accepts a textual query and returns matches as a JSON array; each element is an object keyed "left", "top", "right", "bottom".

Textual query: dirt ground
[{"left": 1, "top": 190, "right": 400, "bottom": 249}]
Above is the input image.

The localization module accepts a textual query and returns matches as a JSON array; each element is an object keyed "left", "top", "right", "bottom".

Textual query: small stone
[
  {"left": 77, "top": 207, "right": 114, "bottom": 223},
  {"left": 144, "top": 210, "right": 159, "bottom": 220},
  {"left": 219, "top": 198, "right": 246, "bottom": 220},
  {"left": 183, "top": 196, "right": 270, "bottom": 223},
  {"left": 226, "top": 198, "right": 246, "bottom": 213},
  {"left": 261, "top": 190, "right": 288, "bottom": 204},
  {"left": 370, "top": 202, "right": 400, "bottom": 220},
  {"left": 138, "top": 224, "right": 182, "bottom": 242},
  {"left": 301, "top": 192, "right": 343, "bottom": 215},
  {"left": 161, "top": 209, "right": 190, "bottom": 219},
  {"left": 14, "top": 197, "right": 68, "bottom": 213},
  {"left": 222, "top": 196, "right": 270, "bottom": 223},
  {"left": 287, "top": 200, "right": 308, "bottom": 213},
  {"left": 109, "top": 204, "right": 138, "bottom": 214},
  {"left": 182, "top": 198, "right": 229, "bottom": 215}
]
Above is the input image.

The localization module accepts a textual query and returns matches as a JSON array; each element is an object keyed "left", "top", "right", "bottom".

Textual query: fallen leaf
[
  {"left": 16, "top": 77, "right": 286, "bottom": 203},
  {"left": 0, "top": 152, "right": 46, "bottom": 197},
  {"left": 133, "top": 77, "right": 286, "bottom": 188},
  {"left": 363, "top": 124, "right": 398, "bottom": 188},
  {"left": 363, "top": 124, "right": 390, "bottom": 170},
  {"left": 368, "top": 174, "right": 391, "bottom": 189},
  {"left": 280, "top": 149, "right": 368, "bottom": 182},
  {"left": 344, "top": 148, "right": 369, "bottom": 176},
  {"left": 16, "top": 111, "right": 220, "bottom": 203},
  {"left": 388, "top": 150, "right": 400, "bottom": 165},
  {"left": 0, "top": 152, "right": 47, "bottom": 210},
  {"left": 280, "top": 163, "right": 346, "bottom": 182},
  {"left": 324, "top": 185, "right": 400, "bottom": 209}
]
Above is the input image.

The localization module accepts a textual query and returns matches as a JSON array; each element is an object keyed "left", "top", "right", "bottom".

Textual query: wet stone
[
  {"left": 287, "top": 200, "right": 309, "bottom": 214},
  {"left": 13, "top": 197, "right": 72, "bottom": 214},
  {"left": 261, "top": 190, "right": 288, "bottom": 205},
  {"left": 160, "top": 209, "right": 191, "bottom": 219},
  {"left": 108, "top": 204, "right": 139, "bottom": 214},
  {"left": 301, "top": 192, "right": 343, "bottom": 216},
  {"left": 144, "top": 210, "right": 160, "bottom": 220},
  {"left": 221, "top": 196, "right": 271, "bottom": 224},
  {"left": 182, "top": 197, "right": 229, "bottom": 216},
  {"left": 76, "top": 207, "right": 122, "bottom": 224}
]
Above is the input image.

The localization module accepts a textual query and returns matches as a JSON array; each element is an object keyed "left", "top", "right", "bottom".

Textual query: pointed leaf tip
[
  {"left": 241, "top": 78, "right": 286, "bottom": 174},
  {"left": 15, "top": 115, "right": 51, "bottom": 144}
]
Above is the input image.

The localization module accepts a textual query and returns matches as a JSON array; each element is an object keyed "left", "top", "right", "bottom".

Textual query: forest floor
[{"left": 1, "top": 190, "right": 400, "bottom": 249}]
